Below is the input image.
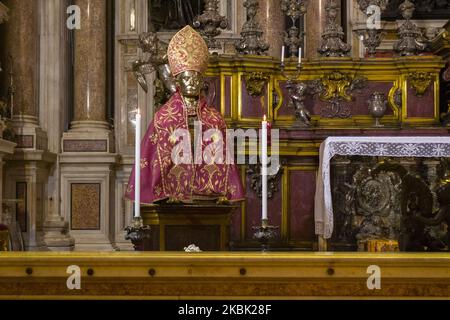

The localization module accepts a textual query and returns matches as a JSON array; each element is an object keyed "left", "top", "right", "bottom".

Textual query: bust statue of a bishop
[{"left": 126, "top": 26, "right": 245, "bottom": 204}]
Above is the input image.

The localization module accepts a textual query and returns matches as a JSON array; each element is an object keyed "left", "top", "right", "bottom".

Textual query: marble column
[
  {"left": 1, "top": 0, "right": 38, "bottom": 120},
  {"left": 71, "top": 0, "right": 108, "bottom": 131},
  {"left": 257, "top": 0, "right": 285, "bottom": 58},
  {"left": 305, "top": 0, "right": 328, "bottom": 59},
  {"left": 1, "top": 0, "right": 53, "bottom": 251},
  {"left": 0, "top": 2, "right": 11, "bottom": 224},
  {"left": 40, "top": 0, "right": 74, "bottom": 251},
  {"left": 61, "top": 0, "right": 115, "bottom": 250}
]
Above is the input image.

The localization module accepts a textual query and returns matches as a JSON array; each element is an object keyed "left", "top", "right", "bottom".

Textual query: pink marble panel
[
  {"left": 15, "top": 135, "right": 34, "bottom": 149},
  {"left": 407, "top": 85, "right": 435, "bottom": 118},
  {"left": 347, "top": 82, "right": 395, "bottom": 116},
  {"left": 204, "top": 76, "right": 221, "bottom": 112},
  {"left": 63, "top": 140, "right": 107, "bottom": 152},
  {"left": 289, "top": 170, "right": 316, "bottom": 242},
  {"left": 241, "top": 76, "right": 269, "bottom": 118}
]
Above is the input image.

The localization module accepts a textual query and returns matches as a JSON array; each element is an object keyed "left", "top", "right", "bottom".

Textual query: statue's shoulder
[
  {"left": 204, "top": 104, "right": 222, "bottom": 117},
  {"left": 200, "top": 103, "right": 227, "bottom": 128},
  {"left": 153, "top": 94, "right": 185, "bottom": 129},
  {"left": 155, "top": 94, "right": 180, "bottom": 115},
  {"left": 154, "top": 94, "right": 183, "bottom": 118}
]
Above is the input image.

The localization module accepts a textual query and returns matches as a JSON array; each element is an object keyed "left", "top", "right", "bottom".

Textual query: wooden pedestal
[{"left": 141, "top": 203, "right": 237, "bottom": 251}]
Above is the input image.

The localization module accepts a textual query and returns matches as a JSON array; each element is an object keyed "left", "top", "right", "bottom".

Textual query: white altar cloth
[{"left": 314, "top": 136, "right": 450, "bottom": 239}]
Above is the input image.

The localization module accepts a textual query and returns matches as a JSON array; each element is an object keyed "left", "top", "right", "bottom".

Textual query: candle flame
[
  {"left": 263, "top": 114, "right": 267, "bottom": 121},
  {"left": 136, "top": 108, "right": 141, "bottom": 115}
]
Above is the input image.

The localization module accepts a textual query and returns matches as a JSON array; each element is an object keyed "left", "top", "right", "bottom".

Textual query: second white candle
[
  {"left": 261, "top": 115, "right": 268, "bottom": 221},
  {"left": 134, "top": 110, "right": 141, "bottom": 218}
]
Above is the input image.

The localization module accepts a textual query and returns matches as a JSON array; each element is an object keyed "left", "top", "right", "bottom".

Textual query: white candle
[
  {"left": 298, "top": 47, "right": 302, "bottom": 64},
  {"left": 261, "top": 115, "right": 268, "bottom": 221},
  {"left": 281, "top": 46, "right": 285, "bottom": 64},
  {"left": 130, "top": 7, "right": 136, "bottom": 31},
  {"left": 359, "top": 35, "right": 365, "bottom": 59},
  {"left": 134, "top": 109, "right": 141, "bottom": 218}
]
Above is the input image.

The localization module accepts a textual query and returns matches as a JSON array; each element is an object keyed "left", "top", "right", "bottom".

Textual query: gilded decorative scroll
[
  {"left": 245, "top": 72, "right": 269, "bottom": 97},
  {"left": 409, "top": 72, "right": 433, "bottom": 97}
]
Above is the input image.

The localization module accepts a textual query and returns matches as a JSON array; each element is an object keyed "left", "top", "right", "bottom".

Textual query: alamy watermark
[
  {"left": 366, "top": 5, "right": 381, "bottom": 30},
  {"left": 169, "top": 121, "right": 279, "bottom": 175},
  {"left": 66, "top": 265, "right": 81, "bottom": 290},
  {"left": 67, "top": 5, "right": 81, "bottom": 30},
  {"left": 366, "top": 265, "right": 381, "bottom": 290}
]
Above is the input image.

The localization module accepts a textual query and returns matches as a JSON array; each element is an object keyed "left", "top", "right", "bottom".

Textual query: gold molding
[
  {"left": 240, "top": 165, "right": 247, "bottom": 241},
  {"left": 1, "top": 252, "right": 450, "bottom": 299},
  {"left": 208, "top": 55, "right": 445, "bottom": 126},
  {"left": 219, "top": 72, "right": 233, "bottom": 122},
  {"left": 281, "top": 165, "right": 289, "bottom": 240}
]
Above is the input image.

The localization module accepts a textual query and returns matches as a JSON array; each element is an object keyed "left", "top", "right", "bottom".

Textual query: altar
[
  {"left": 140, "top": 203, "right": 238, "bottom": 251},
  {"left": 315, "top": 136, "right": 450, "bottom": 251}
]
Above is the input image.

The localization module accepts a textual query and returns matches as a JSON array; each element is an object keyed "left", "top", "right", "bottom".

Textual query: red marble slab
[
  {"left": 407, "top": 85, "right": 435, "bottom": 118},
  {"left": 289, "top": 170, "right": 316, "bottom": 242},
  {"left": 241, "top": 76, "right": 269, "bottom": 118},
  {"left": 204, "top": 76, "right": 221, "bottom": 112}
]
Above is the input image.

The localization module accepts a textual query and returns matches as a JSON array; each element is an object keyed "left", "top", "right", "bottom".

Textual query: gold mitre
[{"left": 167, "top": 25, "right": 209, "bottom": 76}]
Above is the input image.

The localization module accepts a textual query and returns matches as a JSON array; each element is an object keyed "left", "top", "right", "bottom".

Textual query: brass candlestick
[
  {"left": 253, "top": 219, "right": 278, "bottom": 252},
  {"left": 280, "top": 61, "right": 302, "bottom": 85},
  {"left": 125, "top": 216, "right": 151, "bottom": 251}
]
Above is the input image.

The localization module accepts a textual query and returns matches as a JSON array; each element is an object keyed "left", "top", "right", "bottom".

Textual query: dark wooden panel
[{"left": 164, "top": 225, "right": 220, "bottom": 251}]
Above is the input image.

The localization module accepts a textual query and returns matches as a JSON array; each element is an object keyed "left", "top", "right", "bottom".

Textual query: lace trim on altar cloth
[{"left": 314, "top": 136, "right": 450, "bottom": 239}]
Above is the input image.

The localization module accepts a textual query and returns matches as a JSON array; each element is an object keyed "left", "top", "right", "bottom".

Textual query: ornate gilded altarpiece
[
  {"left": 200, "top": 54, "right": 446, "bottom": 250},
  {"left": 114, "top": 0, "right": 448, "bottom": 252}
]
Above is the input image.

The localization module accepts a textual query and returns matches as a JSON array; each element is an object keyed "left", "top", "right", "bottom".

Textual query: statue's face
[{"left": 176, "top": 70, "right": 203, "bottom": 98}]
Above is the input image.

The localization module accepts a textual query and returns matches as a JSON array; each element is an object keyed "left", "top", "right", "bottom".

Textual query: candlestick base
[
  {"left": 125, "top": 217, "right": 152, "bottom": 251},
  {"left": 252, "top": 219, "right": 278, "bottom": 252}
]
